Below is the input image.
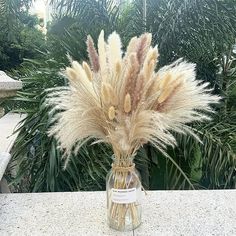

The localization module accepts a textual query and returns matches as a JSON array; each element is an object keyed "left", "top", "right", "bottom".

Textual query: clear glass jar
[{"left": 106, "top": 156, "right": 142, "bottom": 231}]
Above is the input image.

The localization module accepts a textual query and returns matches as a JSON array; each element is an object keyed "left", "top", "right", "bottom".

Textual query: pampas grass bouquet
[{"left": 48, "top": 30, "right": 219, "bottom": 231}]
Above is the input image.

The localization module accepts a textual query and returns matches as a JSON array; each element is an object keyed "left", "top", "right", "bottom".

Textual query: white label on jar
[{"left": 111, "top": 188, "right": 137, "bottom": 204}]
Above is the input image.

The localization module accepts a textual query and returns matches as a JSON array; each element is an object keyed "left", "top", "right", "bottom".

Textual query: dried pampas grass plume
[
  {"left": 66, "top": 67, "right": 77, "bottom": 81},
  {"left": 86, "top": 35, "right": 100, "bottom": 72},
  {"left": 124, "top": 93, "right": 132, "bottom": 113},
  {"left": 108, "top": 106, "right": 116, "bottom": 120},
  {"left": 48, "top": 30, "right": 220, "bottom": 162},
  {"left": 107, "top": 31, "right": 122, "bottom": 72},
  {"left": 82, "top": 61, "right": 93, "bottom": 81},
  {"left": 98, "top": 30, "right": 107, "bottom": 81}
]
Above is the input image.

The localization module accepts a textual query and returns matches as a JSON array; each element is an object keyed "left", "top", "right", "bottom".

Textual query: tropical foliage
[
  {"left": 5, "top": 0, "right": 236, "bottom": 192},
  {"left": 0, "top": 0, "right": 45, "bottom": 70}
]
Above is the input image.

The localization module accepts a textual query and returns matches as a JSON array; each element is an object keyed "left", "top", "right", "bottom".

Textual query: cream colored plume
[
  {"left": 107, "top": 31, "right": 122, "bottom": 73},
  {"left": 98, "top": 30, "right": 107, "bottom": 81},
  {"left": 48, "top": 30, "right": 220, "bottom": 162},
  {"left": 143, "top": 46, "right": 158, "bottom": 80}
]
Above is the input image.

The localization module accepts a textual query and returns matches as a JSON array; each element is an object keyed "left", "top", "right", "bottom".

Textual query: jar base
[{"left": 108, "top": 216, "right": 142, "bottom": 231}]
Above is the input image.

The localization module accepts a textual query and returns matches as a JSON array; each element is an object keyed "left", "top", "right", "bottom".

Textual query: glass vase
[{"left": 106, "top": 156, "right": 142, "bottom": 231}]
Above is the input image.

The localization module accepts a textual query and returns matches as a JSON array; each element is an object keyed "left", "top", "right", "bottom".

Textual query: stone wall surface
[{"left": 0, "top": 190, "right": 236, "bottom": 235}]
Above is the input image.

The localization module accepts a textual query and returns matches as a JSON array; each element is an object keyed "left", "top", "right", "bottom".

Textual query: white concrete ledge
[
  {"left": 0, "top": 152, "right": 11, "bottom": 181},
  {"left": 0, "top": 112, "right": 26, "bottom": 153},
  {"left": 0, "top": 71, "right": 22, "bottom": 91},
  {"left": 0, "top": 190, "right": 236, "bottom": 235},
  {"left": 0, "top": 113, "right": 26, "bottom": 188}
]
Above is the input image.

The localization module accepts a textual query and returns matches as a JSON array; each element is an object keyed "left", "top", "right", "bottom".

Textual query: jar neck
[{"left": 112, "top": 155, "right": 134, "bottom": 168}]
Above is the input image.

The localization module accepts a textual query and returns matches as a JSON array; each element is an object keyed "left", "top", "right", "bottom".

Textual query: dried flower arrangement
[{"left": 48, "top": 30, "right": 219, "bottom": 231}]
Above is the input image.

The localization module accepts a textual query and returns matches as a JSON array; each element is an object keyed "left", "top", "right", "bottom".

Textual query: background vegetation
[
  {"left": 0, "top": 0, "right": 45, "bottom": 70},
  {"left": 3, "top": 0, "right": 236, "bottom": 192}
]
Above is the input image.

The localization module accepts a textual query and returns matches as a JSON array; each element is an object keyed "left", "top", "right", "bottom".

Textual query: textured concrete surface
[
  {"left": 0, "top": 190, "right": 236, "bottom": 236},
  {"left": 0, "top": 71, "right": 22, "bottom": 91}
]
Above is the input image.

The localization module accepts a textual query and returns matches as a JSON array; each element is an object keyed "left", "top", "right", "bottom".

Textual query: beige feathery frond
[
  {"left": 136, "top": 33, "right": 152, "bottom": 64},
  {"left": 124, "top": 36, "right": 138, "bottom": 60},
  {"left": 86, "top": 35, "right": 100, "bottom": 72},
  {"left": 107, "top": 31, "right": 122, "bottom": 73},
  {"left": 143, "top": 46, "right": 159, "bottom": 80},
  {"left": 159, "top": 72, "right": 172, "bottom": 89},
  {"left": 124, "top": 93, "right": 132, "bottom": 113},
  {"left": 82, "top": 61, "right": 93, "bottom": 81},
  {"left": 124, "top": 53, "right": 140, "bottom": 98},
  {"left": 108, "top": 85, "right": 118, "bottom": 106},
  {"left": 72, "top": 61, "right": 87, "bottom": 80},
  {"left": 66, "top": 67, "right": 77, "bottom": 81},
  {"left": 132, "top": 72, "right": 144, "bottom": 109},
  {"left": 115, "top": 61, "right": 121, "bottom": 76},
  {"left": 108, "top": 106, "right": 116, "bottom": 120},
  {"left": 101, "top": 82, "right": 111, "bottom": 104},
  {"left": 48, "top": 30, "right": 220, "bottom": 162},
  {"left": 98, "top": 30, "right": 107, "bottom": 81},
  {"left": 70, "top": 61, "right": 95, "bottom": 97}
]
